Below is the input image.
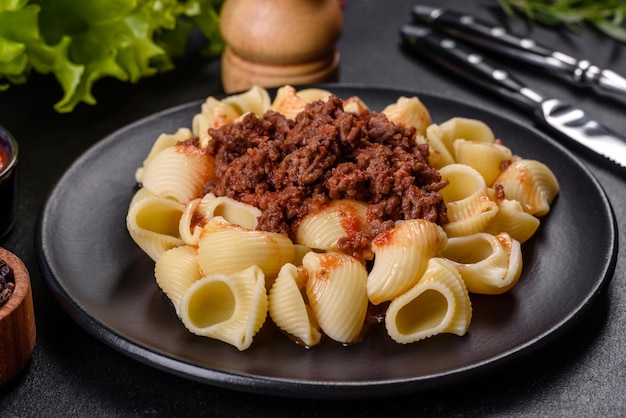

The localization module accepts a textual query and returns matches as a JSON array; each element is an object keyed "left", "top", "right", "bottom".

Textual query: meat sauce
[{"left": 204, "top": 95, "right": 448, "bottom": 258}]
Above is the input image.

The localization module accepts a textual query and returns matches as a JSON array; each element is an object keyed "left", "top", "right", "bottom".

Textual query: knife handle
[
  {"left": 412, "top": 6, "right": 580, "bottom": 78},
  {"left": 400, "top": 24, "right": 544, "bottom": 111}
]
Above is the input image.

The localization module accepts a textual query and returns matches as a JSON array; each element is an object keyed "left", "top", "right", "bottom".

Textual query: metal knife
[
  {"left": 400, "top": 24, "right": 626, "bottom": 169},
  {"left": 412, "top": 5, "right": 626, "bottom": 100}
]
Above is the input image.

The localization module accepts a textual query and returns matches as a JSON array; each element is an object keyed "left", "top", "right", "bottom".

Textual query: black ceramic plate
[{"left": 37, "top": 86, "right": 617, "bottom": 399}]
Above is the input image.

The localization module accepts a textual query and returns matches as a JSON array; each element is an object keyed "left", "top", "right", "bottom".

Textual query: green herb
[
  {"left": 0, "top": 0, "right": 224, "bottom": 113},
  {"left": 497, "top": 0, "right": 626, "bottom": 43}
]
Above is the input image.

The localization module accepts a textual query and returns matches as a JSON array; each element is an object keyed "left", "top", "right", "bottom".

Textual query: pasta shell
[
  {"left": 268, "top": 263, "right": 322, "bottom": 347},
  {"left": 303, "top": 252, "right": 368, "bottom": 344},
  {"left": 126, "top": 193, "right": 186, "bottom": 262},
  {"left": 128, "top": 186, "right": 158, "bottom": 208},
  {"left": 197, "top": 193, "right": 262, "bottom": 230},
  {"left": 342, "top": 96, "right": 369, "bottom": 114},
  {"left": 424, "top": 124, "right": 455, "bottom": 169},
  {"left": 141, "top": 142, "right": 215, "bottom": 204},
  {"left": 494, "top": 159, "right": 560, "bottom": 216},
  {"left": 296, "top": 199, "right": 369, "bottom": 254},
  {"left": 382, "top": 96, "right": 432, "bottom": 135},
  {"left": 192, "top": 97, "right": 240, "bottom": 147},
  {"left": 221, "top": 85, "right": 272, "bottom": 117},
  {"left": 367, "top": 219, "right": 447, "bottom": 305},
  {"left": 442, "top": 232, "right": 523, "bottom": 294},
  {"left": 179, "top": 265, "right": 268, "bottom": 351},
  {"left": 155, "top": 245, "right": 202, "bottom": 316},
  {"left": 439, "top": 164, "right": 499, "bottom": 237},
  {"left": 484, "top": 197, "right": 540, "bottom": 243},
  {"left": 271, "top": 85, "right": 332, "bottom": 119},
  {"left": 439, "top": 117, "right": 495, "bottom": 153},
  {"left": 179, "top": 198, "right": 204, "bottom": 246},
  {"left": 453, "top": 139, "right": 513, "bottom": 186},
  {"left": 197, "top": 217, "right": 295, "bottom": 284},
  {"left": 385, "top": 258, "right": 472, "bottom": 344},
  {"left": 135, "top": 128, "right": 193, "bottom": 184}
]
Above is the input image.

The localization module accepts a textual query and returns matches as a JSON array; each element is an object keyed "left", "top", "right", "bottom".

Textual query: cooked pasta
[
  {"left": 154, "top": 245, "right": 202, "bottom": 315},
  {"left": 442, "top": 232, "right": 523, "bottom": 294},
  {"left": 179, "top": 265, "right": 268, "bottom": 351},
  {"left": 423, "top": 124, "right": 456, "bottom": 169},
  {"left": 268, "top": 263, "right": 322, "bottom": 347},
  {"left": 367, "top": 219, "right": 447, "bottom": 305},
  {"left": 126, "top": 85, "right": 559, "bottom": 350},
  {"left": 140, "top": 141, "right": 215, "bottom": 204},
  {"left": 302, "top": 251, "right": 368, "bottom": 344},
  {"left": 296, "top": 199, "right": 369, "bottom": 255},
  {"left": 438, "top": 164, "right": 499, "bottom": 237},
  {"left": 453, "top": 139, "right": 513, "bottom": 186},
  {"left": 385, "top": 257, "right": 472, "bottom": 344},
  {"left": 494, "top": 159, "right": 560, "bottom": 216},
  {"left": 484, "top": 197, "right": 540, "bottom": 243},
  {"left": 382, "top": 96, "right": 431, "bottom": 135},
  {"left": 197, "top": 217, "right": 295, "bottom": 285},
  {"left": 135, "top": 128, "right": 193, "bottom": 184},
  {"left": 126, "top": 190, "right": 186, "bottom": 262},
  {"left": 439, "top": 117, "right": 495, "bottom": 153},
  {"left": 271, "top": 85, "right": 332, "bottom": 119}
]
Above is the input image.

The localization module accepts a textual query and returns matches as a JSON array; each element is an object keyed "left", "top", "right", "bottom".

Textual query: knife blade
[
  {"left": 400, "top": 23, "right": 626, "bottom": 169},
  {"left": 411, "top": 5, "right": 626, "bottom": 100}
]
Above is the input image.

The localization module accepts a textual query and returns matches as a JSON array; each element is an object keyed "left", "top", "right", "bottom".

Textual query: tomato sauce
[{"left": 0, "top": 146, "right": 7, "bottom": 172}]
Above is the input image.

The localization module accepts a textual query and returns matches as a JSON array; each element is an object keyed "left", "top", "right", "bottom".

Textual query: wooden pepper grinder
[{"left": 220, "top": 0, "right": 343, "bottom": 93}]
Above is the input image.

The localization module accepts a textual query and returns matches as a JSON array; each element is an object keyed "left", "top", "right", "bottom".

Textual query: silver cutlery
[
  {"left": 412, "top": 5, "right": 626, "bottom": 100},
  {"left": 400, "top": 23, "right": 626, "bottom": 169}
]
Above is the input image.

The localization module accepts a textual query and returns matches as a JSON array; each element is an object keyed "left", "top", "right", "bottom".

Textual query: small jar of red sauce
[{"left": 0, "top": 126, "right": 18, "bottom": 240}]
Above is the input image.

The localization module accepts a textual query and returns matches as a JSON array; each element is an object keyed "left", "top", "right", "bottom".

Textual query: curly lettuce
[{"left": 0, "top": 0, "right": 224, "bottom": 112}]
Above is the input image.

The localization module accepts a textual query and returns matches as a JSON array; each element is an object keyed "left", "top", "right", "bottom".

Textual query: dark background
[{"left": 1, "top": 0, "right": 624, "bottom": 416}]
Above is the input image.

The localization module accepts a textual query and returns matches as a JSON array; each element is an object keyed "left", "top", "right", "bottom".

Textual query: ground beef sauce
[{"left": 204, "top": 95, "right": 448, "bottom": 259}]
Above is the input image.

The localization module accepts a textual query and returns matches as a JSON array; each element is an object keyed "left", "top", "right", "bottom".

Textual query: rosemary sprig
[{"left": 497, "top": 0, "right": 626, "bottom": 42}]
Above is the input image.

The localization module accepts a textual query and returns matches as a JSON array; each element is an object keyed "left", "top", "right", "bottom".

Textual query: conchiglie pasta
[
  {"left": 179, "top": 265, "right": 268, "bottom": 351},
  {"left": 197, "top": 193, "right": 261, "bottom": 230},
  {"left": 303, "top": 252, "right": 368, "bottom": 344},
  {"left": 296, "top": 200, "right": 369, "bottom": 255},
  {"left": 453, "top": 139, "right": 513, "bottom": 186},
  {"left": 442, "top": 232, "right": 523, "bottom": 294},
  {"left": 179, "top": 198, "right": 204, "bottom": 246},
  {"left": 179, "top": 194, "right": 263, "bottom": 246},
  {"left": 439, "top": 117, "right": 495, "bottom": 152},
  {"left": 155, "top": 245, "right": 202, "bottom": 315},
  {"left": 385, "top": 258, "right": 472, "bottom": 344},
  {"left": 424, "top": 124, "right": 455, "bottom": 169},
  {"left": 439, "top": 164, "right": 498, "bottom": 237},
  {"left": 135, "top": 128, "right": 194, "bottom": 184},
  {"left": 271, "top": 85, "right": 332, "bottom": 119},
  {"left": 382, "top": 96, "right": 431, "bottom": 135},
  {"left": 484, "top": 197, "right": 540, "bottom": 243},
  {"left": 367, "top": 219, "right": 447, "bottom": 305},
  {"left": 269, "top": 263, "right": 322, "bottom": 347},
  {"left": 140, "top": 142, "right": 215, "bottom": 204},
  {"left": 126, "top": 191, "right": 186, "bottom": 262},
  {"left": 221, "top": 84, "right": 271, "bottom": 116},
  {"left": 197, "top": 217, "right": 295, "bottom": 283},
  {"left": 342, "top": 96, "right": 369, "bottom": 114},
  {"left": 192, "top": 97, "right": 240, "bottom": 147},
  {"left": 494, "top": 159, "right": 560, "bottom": 216}
]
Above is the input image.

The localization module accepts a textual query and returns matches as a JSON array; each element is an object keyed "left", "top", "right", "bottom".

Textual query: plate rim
[{"left": 35, "top": 84, "right": 618, "bottom": 399}]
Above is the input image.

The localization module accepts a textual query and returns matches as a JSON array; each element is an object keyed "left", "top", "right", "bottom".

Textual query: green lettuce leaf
[{"left": 0, "top": 0, "right": 224, "bottom": 112}]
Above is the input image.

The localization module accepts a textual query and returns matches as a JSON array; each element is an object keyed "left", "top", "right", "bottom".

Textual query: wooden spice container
[
  {"left": 0, "top": 248, "right": 36, "bottom": 384},
  {"left": 220, "top": 0, "right": 343, "bottom": 93}
]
